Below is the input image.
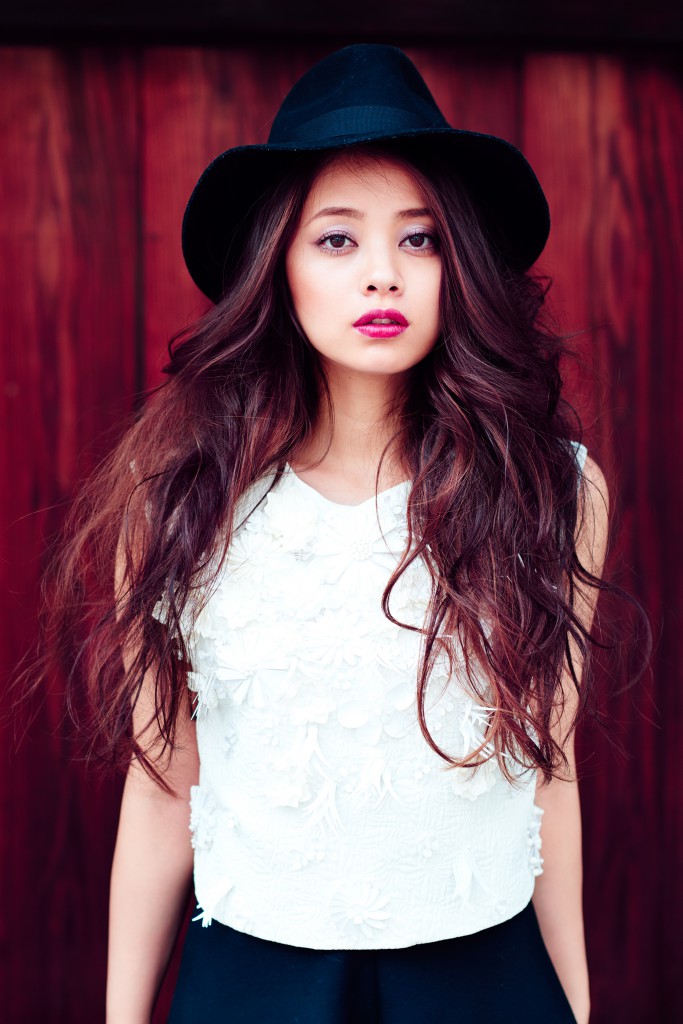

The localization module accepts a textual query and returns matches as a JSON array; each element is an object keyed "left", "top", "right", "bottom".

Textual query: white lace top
[{"left": 155, "top": 441, "right": 588, "bottom": 950}]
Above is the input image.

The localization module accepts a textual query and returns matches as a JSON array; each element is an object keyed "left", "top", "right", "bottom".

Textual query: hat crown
[{"left": 268, "top": 44, "right": 450, "bottom": 144}]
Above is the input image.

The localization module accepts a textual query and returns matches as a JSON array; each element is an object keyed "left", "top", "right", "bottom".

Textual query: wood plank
[
  {"left": 412, "top": 45, "right": 522, "bottom": 140},
  {"left": 623, "top": 58, "right": 683, "bottom": 1021},
  {"left": 0, "top": 46, "right": 139, "bottom": 1022},
  {"left": 523, "top": 51, "right": 682, "bottom": 1022}
]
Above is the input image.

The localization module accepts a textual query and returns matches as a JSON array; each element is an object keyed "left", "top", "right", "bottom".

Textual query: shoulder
[{"left": 575, "top": 450, "right": 610, "bottom": 583}]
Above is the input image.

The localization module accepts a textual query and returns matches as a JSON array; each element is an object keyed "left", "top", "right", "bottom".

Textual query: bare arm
[
  {"left": 106, "top": 537, "right": 200, "bottom": 1024},
  {"left": 532, "top": 453, "right": 610, "bottom": 1024},
  {"left": 533, "top": 737, "right": 588, "bottom": 1022}
]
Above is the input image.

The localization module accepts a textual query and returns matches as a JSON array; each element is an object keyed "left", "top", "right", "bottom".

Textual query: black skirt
[{"left": 167, "top": 898, "right": 577, "bottom": 1023}]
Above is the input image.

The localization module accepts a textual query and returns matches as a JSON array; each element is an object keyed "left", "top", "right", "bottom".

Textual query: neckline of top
[{"left": 283, "top": 463, "right": 411, "bottom": 510}]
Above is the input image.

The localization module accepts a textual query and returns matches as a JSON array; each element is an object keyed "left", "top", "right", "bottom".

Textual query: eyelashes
[{"left": 315, "top": 230, "right": 439, "bottom": 255}]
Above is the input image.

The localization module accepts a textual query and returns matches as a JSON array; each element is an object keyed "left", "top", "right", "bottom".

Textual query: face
[{"left": 285, "top": 154, "right": 442, "bottom": 382}]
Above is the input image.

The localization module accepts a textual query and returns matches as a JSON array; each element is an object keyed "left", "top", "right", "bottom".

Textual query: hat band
[{"left": 270, "top": 104, "right": 446, "bottom": 144}]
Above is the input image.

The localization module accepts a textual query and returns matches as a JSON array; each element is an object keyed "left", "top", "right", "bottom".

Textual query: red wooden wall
[{"left": 1, "top": 45, "right": 680, "bottom": 1022}]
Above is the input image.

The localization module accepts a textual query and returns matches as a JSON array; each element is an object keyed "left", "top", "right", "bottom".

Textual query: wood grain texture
[
  {"left": 0, "top": 47, "right": 139, "bottom": 1022},
  {"left": 523, "top": 51, "right": 683, "bottom": 1021},
  {"left": 1, "top": 44, "right": 680, "bottom": 1023}
]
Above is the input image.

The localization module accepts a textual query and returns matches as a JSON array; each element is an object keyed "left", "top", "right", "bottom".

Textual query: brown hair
[{"left": 13, "top": 139, "right": 651, "bottom": 795}]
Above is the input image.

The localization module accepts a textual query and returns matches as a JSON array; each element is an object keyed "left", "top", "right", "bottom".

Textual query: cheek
[
  {"left": 284, "top": 248, "right": 303, "bottom": 308},
  {"left": 421, "top": 266, "right": 442, "bottom": 332},
  {"left": 289, "top": 265, "right": 351, "bottom": 342},
  {"left": 286, "top": 250, "right": 327, "bottom": 318}
]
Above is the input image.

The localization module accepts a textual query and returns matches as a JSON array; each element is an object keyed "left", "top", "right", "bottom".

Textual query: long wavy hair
[{"left": 14, "top": 139, "right": 651, "bottom": 795}]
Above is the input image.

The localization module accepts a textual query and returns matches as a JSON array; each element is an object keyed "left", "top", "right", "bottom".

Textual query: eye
[
  {"left": 316, "top": 231, "right": 355, "bottom": 254},
  {"left": 400, "top": 231, "right": 438, "bottom": 252}
]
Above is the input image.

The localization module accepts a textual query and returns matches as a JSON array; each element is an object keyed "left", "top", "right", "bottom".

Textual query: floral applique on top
[{"left": 157, "top": 443, "right": 588, "bottom": 949}]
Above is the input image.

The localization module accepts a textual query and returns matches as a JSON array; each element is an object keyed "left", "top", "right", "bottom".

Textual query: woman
[{"left": 35, "top": 44, "right": 633, "bottom": 1023}]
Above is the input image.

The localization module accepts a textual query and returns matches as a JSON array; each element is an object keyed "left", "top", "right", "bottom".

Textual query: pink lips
[{"left": 353, "top": 308, "right": 409, "bottom": 338}]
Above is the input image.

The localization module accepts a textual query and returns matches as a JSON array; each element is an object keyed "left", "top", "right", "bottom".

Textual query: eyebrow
[{"left": 305, "top": 206, "right": 433, "bottom": 225}]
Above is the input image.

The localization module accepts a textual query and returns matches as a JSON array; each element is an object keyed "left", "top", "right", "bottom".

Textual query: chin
[{"left": 355, "top": 366, "right": 421, "bottom": 380}]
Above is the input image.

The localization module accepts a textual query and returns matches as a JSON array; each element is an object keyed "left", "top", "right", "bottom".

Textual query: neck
[{"left": 295, "top": 365, "right": 409, "bottom": 481}]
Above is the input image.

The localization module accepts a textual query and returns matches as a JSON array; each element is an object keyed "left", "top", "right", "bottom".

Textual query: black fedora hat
[{"left": 182, "top": 44, "right": 550, "bottom": 304}]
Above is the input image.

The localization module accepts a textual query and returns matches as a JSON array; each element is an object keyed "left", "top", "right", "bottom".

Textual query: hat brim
[{"left": 181, "top": 127, "right": 550, "bottom": 304}]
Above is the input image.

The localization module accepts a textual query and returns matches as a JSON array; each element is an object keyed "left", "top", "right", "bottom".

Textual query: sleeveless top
[{"left": 154, "top": 440, "right": 588, "bottom": 950}]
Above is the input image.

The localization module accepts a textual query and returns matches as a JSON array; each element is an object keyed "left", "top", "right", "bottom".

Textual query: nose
[{"left": 360, "top": 242, "right": 404, "bottom": 296}]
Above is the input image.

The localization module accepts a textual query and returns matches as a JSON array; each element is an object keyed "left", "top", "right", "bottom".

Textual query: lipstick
[{"left": 353, "top": 308, "right": 409, "bottom": 339}]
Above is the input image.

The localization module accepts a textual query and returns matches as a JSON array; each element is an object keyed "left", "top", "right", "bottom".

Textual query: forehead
[{"left": 305, "top": 152, "right": 427, "bottom": 206}]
